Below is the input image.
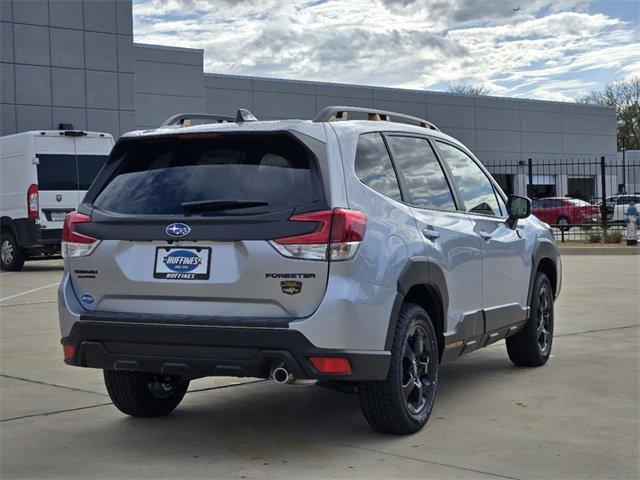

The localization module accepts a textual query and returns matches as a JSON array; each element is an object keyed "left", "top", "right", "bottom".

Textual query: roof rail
[
  {"left": 159, "top": 109, "right": 258, "bottom": 128},
  {"left": 313, "top": 106, "right": 440, "bottom": 131}
]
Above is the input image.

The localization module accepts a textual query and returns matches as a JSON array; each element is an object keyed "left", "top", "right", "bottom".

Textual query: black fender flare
[
  {"left": 1, "top": 216, "right": 15, "bottom": 233},
  {"left": 385, "top": 257, "right": 449, "bottom": 350},
  {"left": 528, "top": 239, "right": 560, "bottom": 306}
]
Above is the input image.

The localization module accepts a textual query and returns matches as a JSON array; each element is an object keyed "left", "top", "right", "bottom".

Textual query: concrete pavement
[{"left": 0, "top": 256, "right": 638, "bottom": 479}]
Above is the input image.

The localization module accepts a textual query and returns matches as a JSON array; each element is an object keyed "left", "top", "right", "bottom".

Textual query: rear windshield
[
  {"left": 37, "top": 154, "right": 107, "bottom": 191},
  {"left": 93, "top": 133, "right": 320, "bottom": 215}
]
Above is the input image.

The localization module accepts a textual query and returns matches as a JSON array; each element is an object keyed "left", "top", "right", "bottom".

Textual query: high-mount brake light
[
  {"left": 27, "top": 184, "right": 39, "bottom": 219},
  {"left": 270, "top": 208, "right": 367, "bottom": 261},
  {"left": 61, "top": 212, "right": 100, "bottom": 258}
]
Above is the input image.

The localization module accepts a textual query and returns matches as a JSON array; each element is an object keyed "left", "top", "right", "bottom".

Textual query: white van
[{"left": 1, "top": 128, "right": 114, "bottom": 271}]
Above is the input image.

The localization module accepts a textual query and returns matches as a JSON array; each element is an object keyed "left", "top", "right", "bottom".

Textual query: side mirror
[{"left": 507, "top": 195, "right": 531, "bottom": 227}]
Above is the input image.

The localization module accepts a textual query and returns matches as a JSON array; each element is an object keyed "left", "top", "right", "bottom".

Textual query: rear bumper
[
  {"left": 8, "top": 218, "right": 60, "bottom": 247},
  {"left": 61, "top": 314, "right": 391, "bottom": 381}
]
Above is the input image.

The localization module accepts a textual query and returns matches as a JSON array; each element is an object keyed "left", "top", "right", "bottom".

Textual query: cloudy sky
[{"left": 132, "top": 0, "right": 639, "bottom": 101}]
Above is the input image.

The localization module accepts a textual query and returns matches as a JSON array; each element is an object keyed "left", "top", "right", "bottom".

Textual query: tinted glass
[
  {"left": 36, "top": 154, "right": 77, "bottom": 190},
  {"left": 436, "top": 142, "right": 501, "bottom": 216},
  {"left": 354, "top": 133, "right": 402, "bottom": 201},
  {"left": 77, "top": 155, "right": 108, "bottom": 190},
  {"left": 386, "top": 136, "right": 455, "bottom": 211},
  {"left": 94, "top": 133, "right": 318, "bottom": 215}
]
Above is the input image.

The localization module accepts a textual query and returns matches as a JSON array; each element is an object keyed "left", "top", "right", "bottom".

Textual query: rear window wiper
[{"left": 181, "top": 199, "right": 269, "bottom": 213}]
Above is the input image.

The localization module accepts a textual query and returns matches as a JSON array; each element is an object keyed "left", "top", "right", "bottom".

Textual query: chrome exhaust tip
[{"left": 270, "top": 362, "right": 294, "bottom": 384}]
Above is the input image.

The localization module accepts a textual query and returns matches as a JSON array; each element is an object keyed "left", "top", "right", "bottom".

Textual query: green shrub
[
  {"left": 588, "top": 233, "right": 602, "bottom": 243},
  {"left": 604, "top": 231, "right": 623, "bottom": 244}
]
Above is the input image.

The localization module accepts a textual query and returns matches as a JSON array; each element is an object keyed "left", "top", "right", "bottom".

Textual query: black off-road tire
[
  {"left": 358, "top": 303, "right": 438, "bottom": 435},
  {"left": 1, "top": 232, "right": 25, "bottom": 271},
  {"left": 103, "top": 370, "right": 189, "bottom": 417},
  {"left": 506, "top": 272, "right": 554, "bottom": 367}
]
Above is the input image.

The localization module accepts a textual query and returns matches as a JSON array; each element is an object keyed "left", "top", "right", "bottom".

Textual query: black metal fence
[{"left": 487, "top": 157, "right": 640, "bottom": 243}]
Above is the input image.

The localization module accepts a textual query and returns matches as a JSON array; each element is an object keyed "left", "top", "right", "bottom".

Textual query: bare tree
[
  {"left": 576, "top": 77, "right": 640, "bottom": 150},
  {"left": 447, "top": 84, "right": 490, "bottom": 96}
]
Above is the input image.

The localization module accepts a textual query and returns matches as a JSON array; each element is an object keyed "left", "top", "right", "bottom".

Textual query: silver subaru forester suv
[{"left": 58, "top": 107, "right": 561, "bottom": 434}]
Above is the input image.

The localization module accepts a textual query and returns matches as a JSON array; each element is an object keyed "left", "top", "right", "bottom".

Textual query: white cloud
[{"left": 132, "top": 0, "right": 639, "bottom": 100}]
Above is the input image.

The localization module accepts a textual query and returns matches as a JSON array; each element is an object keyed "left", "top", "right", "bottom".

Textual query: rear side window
[
  {"left": 36, "top": 155, "right": 77, "bottom": 190},
  {"left": 386, "top": 136, "right": 456, "bottom": 211},
  {"left": 354, "top": 133, "right": 402, "bottom": 201},
  {"left": 436, "top": 141, "right": 502, "bottom": 217},
  {"left": 93, "top": 133, "right": 321, "bottom": 215}
]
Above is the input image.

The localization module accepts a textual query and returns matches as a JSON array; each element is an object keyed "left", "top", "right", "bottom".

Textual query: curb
[{"left": 558, "top": 246, "right": 640, "bottom": 255}]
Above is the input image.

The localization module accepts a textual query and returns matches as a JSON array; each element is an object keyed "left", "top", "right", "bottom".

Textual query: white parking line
[
  {"left": 0, "top": 272, "right": 14, "bottom": 277},
  {"left": 0, "top": 282, "right": 59, "bottom": 303}
]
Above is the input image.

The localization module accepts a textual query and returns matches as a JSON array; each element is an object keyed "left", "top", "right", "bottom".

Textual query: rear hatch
[
  {"left": 67, "top": 131, "right": 331, "bottom": 318},
  {"left": 35, "top": 133, "right": 111, "bottom": 231}
]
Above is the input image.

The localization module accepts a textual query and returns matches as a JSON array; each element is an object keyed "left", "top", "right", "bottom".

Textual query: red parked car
[{"left": 532, "top": 197, "right": 600, "bottom": 231}]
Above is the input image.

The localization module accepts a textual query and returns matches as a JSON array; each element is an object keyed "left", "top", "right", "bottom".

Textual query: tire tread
[
  {"left": 506, "top": 272, "right": 553, "bottom": 367},
  {"left": 358, "top": 303, "right": 438, "bottom": 434},
  {"left": 103, "top": 370, "right": 189, "bottom": 417}
]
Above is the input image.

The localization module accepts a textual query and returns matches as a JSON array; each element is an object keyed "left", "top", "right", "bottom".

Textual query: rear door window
[
  {"left": 386, "top": 136, "right": 456, "bottom": 211},
  {"left": 93, "top": 133, "right": 321, "bottom": 215},
  {"left": 36, "top": 154, "right": 77, "bottom": 190},
  {"left": 77, "top": 155, "right": 108, "bottom": 190},
  {"left": 354, "top": 133, "right": 402, "bottom": 201}
]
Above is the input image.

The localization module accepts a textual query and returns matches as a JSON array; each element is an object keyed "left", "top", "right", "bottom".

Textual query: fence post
[
  {"left": 600, "top": 156, "right": 607, "bottom": 234},
  {"left": 527, "top": 158, "right": 533, "bottom": 198}
]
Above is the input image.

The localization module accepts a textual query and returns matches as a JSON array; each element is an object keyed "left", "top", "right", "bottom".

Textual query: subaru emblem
[
  {"left": 166, "top": 223, "right": 191, "bottom": 237},
  {"left": 80, "top": 293, "right": 95, "bottom": 304},
  {"left": 56, "top": 194, "right": 62, "bottom": 202}
]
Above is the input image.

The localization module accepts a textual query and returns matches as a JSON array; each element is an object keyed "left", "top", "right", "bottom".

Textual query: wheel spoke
[
  {"left": 403, "top": 374, "right": 415, "bottom": 400},
  {"left": 417, "top": 357, "right": 429, "bottom": 377},
  {"left": 413, "top": 377, "right": 424, "bottom": 401},
  {"left": 403, "top": 343, "right": 415, "bottom": 362}
]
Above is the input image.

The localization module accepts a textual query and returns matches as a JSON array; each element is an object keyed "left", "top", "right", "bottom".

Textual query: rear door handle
[
  {"left": 479, "top": 230, "right": 492, "bottom": 241},
  {"left": 422, "top": 227, "right": 440, "bottom": 241}
]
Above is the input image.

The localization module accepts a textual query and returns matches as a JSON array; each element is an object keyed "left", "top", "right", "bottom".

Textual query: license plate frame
[
  {"left": 51, "top": 211, "right": 68, "bottom": 222},
  {"left": 154, "top": 246, "right": 211, "bottom": 280}
]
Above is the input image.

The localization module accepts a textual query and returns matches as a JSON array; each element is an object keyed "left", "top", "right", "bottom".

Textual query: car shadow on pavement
[
  {"left": 17, "top": 262, "right": 64, "bottom": 272},
  {"left": 69, "top": 354, "right": 521, "bottom": 462}
]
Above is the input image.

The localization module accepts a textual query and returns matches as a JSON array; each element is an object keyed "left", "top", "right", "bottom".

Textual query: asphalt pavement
[{"left": 0, "top": 255, "right": 638, "bottom": 479}]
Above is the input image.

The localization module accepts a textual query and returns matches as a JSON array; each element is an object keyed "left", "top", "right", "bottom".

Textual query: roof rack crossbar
[
  {"left": 159, "top": 109, "right": 257, "bottom": 128},
  {"left": 313, "top": 106, "right": 440, "bottom": 131}
]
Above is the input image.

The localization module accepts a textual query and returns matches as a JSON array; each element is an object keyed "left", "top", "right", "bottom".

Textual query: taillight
[
  {"left": 27, "top": 184, "right": 39, "bottom": 219},
  {"left": 61, "top": 212, "right": 100, "bottom": 258},
  {"left": 270, "top": 208, "right": 367, "bottom": 261}
]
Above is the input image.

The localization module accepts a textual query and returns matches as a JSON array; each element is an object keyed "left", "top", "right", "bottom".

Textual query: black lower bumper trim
[{"left": 62, "top": 319, "right": 390, "bottom": 381}]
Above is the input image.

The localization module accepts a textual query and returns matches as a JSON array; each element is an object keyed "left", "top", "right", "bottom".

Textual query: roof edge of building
[{"left": 203, "top": 71, "right": 615, "bottom": 110}]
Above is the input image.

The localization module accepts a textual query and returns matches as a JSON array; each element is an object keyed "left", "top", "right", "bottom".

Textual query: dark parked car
[{"left": 532, "top": 197, "right": 600, "bottom": 231}]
